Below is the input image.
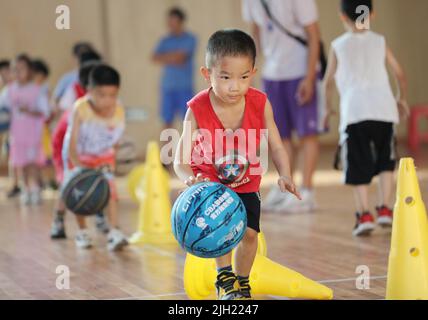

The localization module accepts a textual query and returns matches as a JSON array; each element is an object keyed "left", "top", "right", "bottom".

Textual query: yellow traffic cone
[
  {"left": 386, "top": 158, "right": 428, "bottom": 299},
  {"left": 128, "top": 141, "right": 175, "bottom": 244},
  {"left": 184, "top": 240, "right": 333, "bottom": 300},
  {"left": 127, "top": 163, "right": 170, "bottom": 203}
]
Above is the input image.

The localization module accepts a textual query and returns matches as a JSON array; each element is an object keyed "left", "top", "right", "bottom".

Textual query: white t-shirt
[
  {"left": 242, "top": 0, "right": 318, "bottom": 80},
  {"left": 332, "top": 31, "right": 399, "bottom": 141}
]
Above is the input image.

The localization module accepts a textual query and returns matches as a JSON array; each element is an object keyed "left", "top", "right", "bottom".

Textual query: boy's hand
[
  {"left": 278, "top": 176, "right": 301, "bottom": 200},
  {"left": 398, "top": 99, "right": 410, "bottom": 119},
  {"left": 19, "top": 105, "right": 29, "bottom": 113},
  {"left": 296, "top": 77, "right": 315, "bottom": 106},
  {"left": 323, "top": 108, "right": 336, "bottom": 131},
  {"left": 184, "top": 173, "right": 210, "bottom": 187}
]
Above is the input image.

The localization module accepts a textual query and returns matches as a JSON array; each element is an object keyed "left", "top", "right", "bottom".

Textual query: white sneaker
[
  {"left": 20, "top": 191, "right": 31, "bottom": 206},
  {"left": 107, "top": 228, "right": 128, "bottom": 251},
  {"left": 75, "top": 229, "right": 93, "bottom": 249},
  {"left": 262, "top": 186, "right": 287, "bottom": 211},
  {"left": 275, "top": 188, "right": 316, "bottom": 213},
  {"left": 30, "top": 190, "right": 42, "bottom": 205}
]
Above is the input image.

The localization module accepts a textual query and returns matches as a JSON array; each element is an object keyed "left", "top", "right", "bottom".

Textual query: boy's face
[
  {"left": 202, "top": 56, "right": 256, "bottom": 106},
  {"left": 33, "top": 73, "right": 47, "bottom": 85},
  {"left": 0, "top": 67, "right": 12, "bottom": 86},
  {"left": 167, "top": 15, "right": 183, "bottom": 34},
  {"left": 13, "top": 60, "right": 32, "bottom": 84},
  {"left": 88, "top": 85, "right": 119, "bottom": 116}
]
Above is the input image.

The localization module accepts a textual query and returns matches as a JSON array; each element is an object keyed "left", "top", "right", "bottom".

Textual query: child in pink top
[{"left": 2, "top": 54, "right": 50, "bottom": 205}]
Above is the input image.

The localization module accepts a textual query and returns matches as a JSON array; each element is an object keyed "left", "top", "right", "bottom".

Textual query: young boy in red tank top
[{"left": 174, "top": 29, "right": 300, "bottom": 300}]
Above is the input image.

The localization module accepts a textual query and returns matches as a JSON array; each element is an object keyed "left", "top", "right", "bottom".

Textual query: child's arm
[
  {"left": 264, "top": 100, "right": 301, "bottom": 200},
  {"left": 174, "top": 108, "right": 207, "bottom": 186},
  {"left": 386, "top": 46, "right": 409, "bottom": 118},
  {"left": 152, "top": 51, "right": 187, "bottom": 65},
  {"left": 322, "top": 47, "right": 338, "bottom": 130},
  {"left": 68, "top": 110, "right": 83, "bottom": 168}
]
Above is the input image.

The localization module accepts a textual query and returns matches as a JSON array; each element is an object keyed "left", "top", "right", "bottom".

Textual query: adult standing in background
[
  {"left": 152, "top": 7, "right": 197, "bottom": 130},
  {"left": 242, "top": 0, "right": 323, "bottom": 213}
]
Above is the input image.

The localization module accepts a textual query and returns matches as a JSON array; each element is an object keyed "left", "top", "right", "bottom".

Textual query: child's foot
[
  {"left": 7, "top": 186, "right": 21, "bottom": 198},
  {"left": 262, "top": 186, "right": 285, "bottom": 211},
  {"left": 376, "top": 205, "right": 393, "bottom": 227},
  {"left": 215, "top": 271, "right": 243, "bottom": 300},
  {"left": 30, "top": 190, "right": 42, "bottom": 205},
  {"left": 107, "top": 228, "right": 128, "bottom": 251},
  {"left": 75, "top": 229, "right": 93, "bottom": 249},
  {"left": 275, "top": 188, "right": 316, "bottom": 213},
  {"left": 50, "top": 216, "right": 66, "bottom": 239},
  {"left": 237, "top": 277, "right": 253, "bottom": 300},
  {"left": 20, "top": 191, "right": 31, "bottom": 206},
  {"left": 352, "top": 212, "right": 375, "bottom": 236},
  {"left": 49, "top": 180, "right": 59, "bottom": 191},
  {"left": 95, "top": 212, "right": 110, "bottom": 234}
]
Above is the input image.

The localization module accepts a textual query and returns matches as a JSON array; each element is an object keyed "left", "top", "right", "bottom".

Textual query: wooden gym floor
[{"left": 0, "top": 145, "right": 427, "bottom": 300}]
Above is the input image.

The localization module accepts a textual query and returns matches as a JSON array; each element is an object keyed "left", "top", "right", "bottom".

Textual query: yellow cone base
[
  {"left": 184, "top": 253, "right": 333, "bottom": 300},
  {"left": 129, "top": 231, "right": 176, "bottom": 245}
]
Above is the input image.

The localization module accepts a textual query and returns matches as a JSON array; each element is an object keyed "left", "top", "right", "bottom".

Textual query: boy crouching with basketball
[
  {"left": 65, "top": 64, "right": 128, "bottom": 251},
  {"left": 174, "top": 30, "right": 300, "bottom": 300}
]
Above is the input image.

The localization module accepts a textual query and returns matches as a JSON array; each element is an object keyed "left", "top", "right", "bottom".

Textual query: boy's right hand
[
  {"left": 184, "top": 173, "right": 210, "bottom": 187},
  {"left": 323, "top": 108, "right": 336, "bottom": 131}
]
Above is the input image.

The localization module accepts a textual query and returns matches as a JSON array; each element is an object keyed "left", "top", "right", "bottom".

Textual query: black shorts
[
  {"left": 237, "top": 192, "right": 261, "bottom": 233},
  {"left": 339, "top": 121, "right": 397, "bottom": 185}
]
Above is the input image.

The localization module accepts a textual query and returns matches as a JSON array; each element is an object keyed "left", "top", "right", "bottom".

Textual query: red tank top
[{"left": 188, "top": 87, "right": 267, "bottom": 193}]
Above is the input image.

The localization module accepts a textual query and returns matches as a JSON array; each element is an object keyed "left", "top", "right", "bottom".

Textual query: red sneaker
[
  {"left": 352, "top": 212, "right": 375, "bottom": 236},
  {"left": 376, "top": 206, "right": 393, "bottom": 227}
]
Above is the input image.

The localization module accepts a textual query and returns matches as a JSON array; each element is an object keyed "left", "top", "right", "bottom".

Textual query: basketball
[
  {"left": 61, "top": 167, "right": 110, "bottom": 216},
  {"left": 171, "top": 181, "right": 247, "bottom": 258}
]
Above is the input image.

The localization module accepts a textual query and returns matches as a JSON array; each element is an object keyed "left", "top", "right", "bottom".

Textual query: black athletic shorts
[
  {"left": 339, "top": 120, "right": 397, "bottom": 185},
  {"left": 237, "top": 192, "right": 261, "bottom": 233}
]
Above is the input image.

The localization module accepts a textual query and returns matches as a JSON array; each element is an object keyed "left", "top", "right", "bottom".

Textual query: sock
[
  {"left": 217, "top": 265, "right": 233, "bottom": 274},
  {"left": 237, "top": 275, "right": 250, "bottom": 286},
  {"left": 55, "top": 210, "right": 65, "bottom": 219}
]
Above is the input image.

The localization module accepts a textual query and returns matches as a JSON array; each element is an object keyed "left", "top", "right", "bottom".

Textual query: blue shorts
[
  {"left": 263, "top": 77, "right": 324, "bottom": 139},
  {"left": 160, "top": 88, "right": 193, "bottom": 125}
]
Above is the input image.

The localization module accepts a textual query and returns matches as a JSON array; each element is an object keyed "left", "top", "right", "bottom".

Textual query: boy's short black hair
[
  {"left": 73, "top": 42, "right": 93, "bottom": 57},
  {"left": 79, "top": 50, "right": 102, "bottom": 66},
  {"left": 32, "top": 59, "right": 50, "bottom": 77},
  {"left": 206, "top": 29, "right": 256, "bottom": 68},
  {"left": 341, "top": 0, "right": 373, "bottom": 21},
  {"left": 0, "top": 60, "right": 10, "bottom": 70},
  {"left": 15, "top": 53, "right": 32, "bottom": 69},
  {"left": 79, "top": 61, "right": 101, "bottom": 89},
  {"left": 88, "top": 64, "right": 120, "bottom": 88},
  {"left": 168, "top": 7, "right": 186, "bottom": 21}
]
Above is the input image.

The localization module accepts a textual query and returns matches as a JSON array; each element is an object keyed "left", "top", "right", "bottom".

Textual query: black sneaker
[
  {"left": 49, "top": 180, "right": 59, "bottom": 191},
  {"left": 238, "top": 278, "right": 253, "bottom": 300},
  {"left": 50, "top": 216, "right": 66, "bottom": 239},
  {"left": 7, "top": 186, "right": 21, "bottom": 198},
  {"left": 215, "top": 271, "right": 243, "bottom": 300}
]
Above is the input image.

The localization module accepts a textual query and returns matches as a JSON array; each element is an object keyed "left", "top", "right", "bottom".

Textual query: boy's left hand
[
  {"left": 398, "top": 99, "right": 410, "bottom": 119},
  {"left": 278, "top": 176, "right": 302, "bottom": 200}
]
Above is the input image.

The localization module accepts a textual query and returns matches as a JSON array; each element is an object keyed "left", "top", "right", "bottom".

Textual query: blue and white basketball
[
  {"left": 171, "top": 182, "right": 247, "bottom": 258},
  {"left": 0, "top": 106, "right": 10, "bottom": 133}
]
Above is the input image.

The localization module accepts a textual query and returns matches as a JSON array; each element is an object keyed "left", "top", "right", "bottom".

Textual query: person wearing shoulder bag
[{"left": 242, "top": 0, "right": 325, "bottom": 213}]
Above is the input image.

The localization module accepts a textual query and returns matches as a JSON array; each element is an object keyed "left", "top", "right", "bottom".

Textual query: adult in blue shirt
[{"left": 152, "top": 7, "right": 197, "bottom": 129}]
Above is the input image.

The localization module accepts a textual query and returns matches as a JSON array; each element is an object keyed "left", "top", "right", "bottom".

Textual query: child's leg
[
  {"left": 353, "top": 184, "right": 370, "bottom": 213},
  {"left": 76, "top": 215, "right": 87, "bottom": 229},
  {"left": 106, "top": 198, "right": 118, "bottom": 228},
  {"left": 234, "top": 228, "right": 258, "bottom": 277},
  {"left": 377, "top": 171, "right": 393, "bottom": 207},
  {"left": 300, "top": 135, "right": 319, "bottom": 189},
  {"left": 215, "top": 252, "right": 233, "bottom": 270}
]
